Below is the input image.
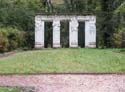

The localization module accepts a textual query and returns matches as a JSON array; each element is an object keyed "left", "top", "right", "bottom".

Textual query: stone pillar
[
  {"left": 53, "top": 19, "right": 61, "bottom": 48},
  {"left": 35, "top": 16, "right": 45, "bottom": 49},
  {"left": 85, "top": 17, "right": 96, "bottom": 48},
  {"left": 69, "top": 18, "right": 79, "bottom": 48}
]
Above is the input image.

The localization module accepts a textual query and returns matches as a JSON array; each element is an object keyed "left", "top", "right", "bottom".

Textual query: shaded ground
[
  {"left": 0, "top": 74, "right": 124, "bottom": 92},
  {"left": 0, "top": 50, "right": 24, "bottom": 58},
  {"left": 0, "top": 48, "right": 125, "bottom": 74}
]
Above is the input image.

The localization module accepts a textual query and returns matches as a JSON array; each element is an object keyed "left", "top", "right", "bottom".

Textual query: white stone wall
[{"left": 35, "top": 15, "right": 96, "bottom": 48}]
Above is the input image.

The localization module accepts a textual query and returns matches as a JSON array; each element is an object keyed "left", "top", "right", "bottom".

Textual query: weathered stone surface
[
  {"left": 53, "top": 19, "right": 61, "bottom": 48},
  {"left": 85, "top": 17, "right": 96, "bottom": 48},
  {"left": 35, "top": 15, "right": 96, "bottom": 48},
  {"left": 69, "top": 18, "right": 79, "bottom": 47},
  {"left": 35, "top": 16, "right": 45, "bottom": 48},
  {"left": 36, "top": 15, "right": 96, "bottom": 22}
]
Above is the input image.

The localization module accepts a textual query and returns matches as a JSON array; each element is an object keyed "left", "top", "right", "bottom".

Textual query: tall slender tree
[{"left": 42, "top": 0, "right": 53, "bottom": 13}]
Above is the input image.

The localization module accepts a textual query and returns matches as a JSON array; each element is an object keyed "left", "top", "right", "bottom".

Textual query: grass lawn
[
  {"left": 0, "top": 87, "right": 21, "bottom": 92},
  {"left": 0, "top": 48, "right": 125, "bottom": 74}
]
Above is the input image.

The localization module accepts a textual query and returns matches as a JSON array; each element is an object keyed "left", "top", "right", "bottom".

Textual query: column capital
[
  {"left": 52, "top": 19, "right": 60, "bottom": 27},
  {"left": 70, "top": 18, "right": 79, "bottom": 32},
  {"left": 89, "top": 16, "right": 96, "bottom": 23}
]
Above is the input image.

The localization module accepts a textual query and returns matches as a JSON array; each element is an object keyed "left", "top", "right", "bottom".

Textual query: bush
[
  {"left": 112, "top": 28, "right": 125, "bottom": 48},
  {"left": 23, "top": 31, "right": 34, "bottom": 49},
  {"left": 0, "top": 27, "right": 28, "bottom": 52},
  {"left": 0, "top": 29, "right": 9, "bottom": 52},
  {"left": 112, "top": 31, "right": 122, "bottom": 48}
]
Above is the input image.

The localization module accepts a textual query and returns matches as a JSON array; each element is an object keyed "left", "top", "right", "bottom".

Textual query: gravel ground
[{"left": 0, "top": 74, "right": 124, "bottom": 92}]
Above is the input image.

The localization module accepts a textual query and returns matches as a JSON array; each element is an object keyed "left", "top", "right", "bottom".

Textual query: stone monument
[{"left": 35, "top": 15, "right": 96, "bottom": 48}]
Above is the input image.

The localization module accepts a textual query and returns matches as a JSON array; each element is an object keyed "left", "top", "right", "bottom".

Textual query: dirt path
[
  {"left": 0, "top": 50, "right": 25, "bottom": 58},
  {"left": 0, "top": 74, "right": 124, "bottom": 92}
]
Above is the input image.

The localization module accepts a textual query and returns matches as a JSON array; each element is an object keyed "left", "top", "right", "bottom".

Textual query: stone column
[
  {"left": 69, "top": 18, "right": 79, "bottom": 48},
  {"left": 53, "top": 19, "right": 61, "bottom": 48},
  {"left": 85, "top": 17, "right": 96, "bottom": 48},
  {"left": 35, "top": 16, "right": 45, "bottom": 49}
]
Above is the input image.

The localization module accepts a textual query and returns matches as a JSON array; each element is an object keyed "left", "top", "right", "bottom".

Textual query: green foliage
[
  {"left": 0, "top": 29, "right": 9, "bottom": 52},
  {"left": 0, "top": 0, "right": 43, "bottom": 31},
  {"left": 115, "top": 1, "right": 125, "bottom": 13},
  {"left": 0, "top": 0, "right": 41, "bottom": 52},
  {"left": 0, "top": 27, "right": 34, "bottom": 52},
  {"left": 112, "top": 28, "right": 125, "bottom": 48},
  {"left": 55, "top": 0, "right": 101, "bottom": 13},
  {"left": 24, "top": 31, "right": 34, "bottom": 49},
  {"left": 112, "top": 31, "right": 123, "bottom": 48},
  {"left": 96, "top": 0, "right": 125, "bottom": 48},
  {"left": 0, "top": 27, "right": 24, "bottom": 52}
]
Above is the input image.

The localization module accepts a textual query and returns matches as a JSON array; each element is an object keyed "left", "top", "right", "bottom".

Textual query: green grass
[
  {"left": 0, "top": 48, "right": 125, "bottom": 74},
  {"left": 0, "top": 87, "right": 21, "bottom": 92}
]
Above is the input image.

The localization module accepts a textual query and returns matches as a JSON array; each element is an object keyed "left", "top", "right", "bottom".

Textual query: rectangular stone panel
[
  {"left": 53, "top": 20, "right": 61, "bottom": 48},
  {"left": 35, "top": 17, "right": 45, "bottom": 49},
  {"left": 69, "top": 18, "right": 79, "bottom": 48},
  {"left": 85, "top": 20, "right": 96, "bottom": 48}
]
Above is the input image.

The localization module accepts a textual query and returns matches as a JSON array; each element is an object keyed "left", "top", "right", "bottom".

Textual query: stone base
[
  {"left": 85, "top": 45, "right": 96, "bottom": 48},
  {"left": 53, "top": 45, "right": 61, "bottom": 48},
  {"left": 70, "top": 46, "right": 78, "bottom": 48},
  {"left": 70, "top": 43, "right": 78, "bottom": 48},
  {"left": 53, "top": 43, "right": 61, "bottom": 48},
  {"left": 35, "top": 45, "right": 44, "bottom": 49}
]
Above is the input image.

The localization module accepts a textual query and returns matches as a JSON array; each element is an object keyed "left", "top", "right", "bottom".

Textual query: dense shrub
[
  {"left": 0, "top": 27, "right": 34, "bottom": 52},
  {"left": 112, "top": 31, "right": 123, "bottom": 48},
  {"left": 112, "top": 28, "right": 125, "bottom": 48},
  {"left": 24, "top": 31, "right": 34, "bottom": 49},
  {"left": 0, "top": 29, "right": 9, "bottom": 52}
]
